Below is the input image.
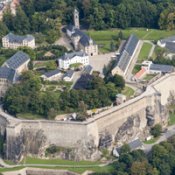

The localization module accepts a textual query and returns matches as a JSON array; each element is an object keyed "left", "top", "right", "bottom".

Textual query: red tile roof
[{"left": 134, "top": 67, "right": 146, "bottom": 79}]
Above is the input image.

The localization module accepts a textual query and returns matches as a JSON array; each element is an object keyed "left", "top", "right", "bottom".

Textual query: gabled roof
[
  {"left": 58, "top": 51, "right": 88, "bottom": 61},
  {"left": 83, "top": 65, "right": 93, "bottom": 75},
  {"left": 67, "top": 26, "right": 95, "bottom": 47},
  {"left": 128, "top": 139, "right": 143, "bottom": 150},
  {"left": 43, "top": 69, "right": 61, "bottom": 78},
  {"left": 4, "top": 33, "right": 34, "bottom": 43},
  {"left": 124, "top": 34, "right": 139, "bottom": 56},
  {"left": 160, "top": 36, "right": 175, "bottom": 45},
  {"left": 4, "top": 51, "right": 30, "bottom": 70},
  {"left": 150, "top": 64, "right": 174, "bottom": 73},
  {"left": 79, "top": 35, "right": 93, "bottom": 47},
  {"left": 0, "top": 67, "right": 16, "bottom": 82},
  {"left": 113, "top": 34, "right": 139, "bottom": 74},
  {"left": 115, "top": 139, "right": 143, "bottom": 154},
  {"left": 73, "top": 74, "right": 93, "bottom": 90},
  {"left": 66, "top": 24, "right": 75, "bottom": 32},
  {"left": 165, "top": 42, "right": 175, "bottom": 53},
  {"left": 64, "top": 70, "right": 74, "bottom": 78},
  {"left": 134, "top": 67, "right": 146, "bottom": 79}
]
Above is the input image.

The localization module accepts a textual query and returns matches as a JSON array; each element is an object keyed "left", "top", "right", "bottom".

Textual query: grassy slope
[
  {"left": 169, "top": 113, "right": 175, "bottom": 126},
  {"left": 138, "top": 43, "right": 152, "bottom": 63}
]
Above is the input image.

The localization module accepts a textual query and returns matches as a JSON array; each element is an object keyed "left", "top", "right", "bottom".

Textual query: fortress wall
[
  {"left": 13, "top": 120, "right": 99, "bottom": 147},
  {"left": 91, "top": 95, "right": 154, "bottom": 134},
  {"left": 4, "top": 73, "right": 175, "bottom": 160},
  {"left": 0, "top": 114, "right": 8, "bottom": 135},
  {"left": 152, "top": 74, "right": 175, "bottom": 105}
]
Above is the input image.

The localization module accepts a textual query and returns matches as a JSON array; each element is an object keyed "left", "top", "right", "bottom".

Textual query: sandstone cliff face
[
  {"left": 6, "top": 129, "right": 46, "bottom": 161},
  {"left": 58, "top": 136, "right": 100, "bottom": 161},
  {"left": 115, "top": 115, "right": 142, "bottom": 146}
]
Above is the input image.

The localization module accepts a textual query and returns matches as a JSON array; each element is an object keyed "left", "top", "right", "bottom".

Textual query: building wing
[{"left": 4, "top": 51, "right": 30, "bottom": 70}]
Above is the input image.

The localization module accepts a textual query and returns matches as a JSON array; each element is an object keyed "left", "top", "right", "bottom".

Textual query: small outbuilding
[
  {"left": 41, "top": 69, "right": 62, "bottom": 81},
  {"left": 113, "top": 139, "right": 144, "bottom": 157},
  {"left": 63, "top": 70, "right": 75, "bottom": 82}
]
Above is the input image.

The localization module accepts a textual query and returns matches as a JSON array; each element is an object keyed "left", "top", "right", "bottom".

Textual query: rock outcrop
[{"left": 115, "top": 115, "right": 142, "bottom": 146}]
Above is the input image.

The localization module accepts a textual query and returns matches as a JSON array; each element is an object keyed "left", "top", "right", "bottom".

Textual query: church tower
[{"left": 73, "top": 8, "right": 80, "bottom": 29}]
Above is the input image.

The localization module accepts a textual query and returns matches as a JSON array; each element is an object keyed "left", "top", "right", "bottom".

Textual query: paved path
[
  {"left": 55, "top": 28, "right": 73, "bottom": 51},
  {"left": 89, "top": 52, "right": 115, "bottom": 74}
]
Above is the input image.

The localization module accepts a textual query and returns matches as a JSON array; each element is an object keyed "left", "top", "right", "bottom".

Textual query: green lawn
[
  {"left": 144, "top": 137, "right": 159, "bottom": 144},
  {"left": 33, "top": 60, "right": 56, "bottom": 69},
  {"left": 143, "top": 74, "right": 156, "bottom": 81},
  {"left": 16, "top": 157, "right": 116, "bottom": 174},
  {"left": 86, "top": 28, "right": 175, "bottom": 53},
  {"left": 22, "top": 157, "right": 100, "bottom": 166},
  {"left": 17, "top": 113, "right": 44, "bottom": 120},
  {"left": 0, "top": 165, "right": 115, "bottom": 174},
  {"left": 138, "top": 43, "right": 152, "bottom": 63},
  {"left": 0, "top": 56, "right": 7, "bottom": 66},
  {"left": 122, "top": 86, "right": 135, "bottom": 98},
  {"left": 87, "top": 28, "right": 175, "bottom": 41},
  {"left": 169, "top": 113, "right": 175, "bottom": 126}
]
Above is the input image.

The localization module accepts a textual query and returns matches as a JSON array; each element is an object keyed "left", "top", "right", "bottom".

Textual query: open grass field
[
  {"left": 168, "top": 113, "right": 175, "bottom": 126},
  {"left": 22, "top": 157, "right": 100, "bottom": 166},
  {"left": 122, "top": 86, "right": 135, "bottom": 98},
  {"left": 86, "top": 28, "right": 175, "bottom": 53},
  {"left": 138, "top": 43, "right": 152, "bottom": 63},
  {"left": 0, "top": 165, "right": 115, "bottom": 174}
]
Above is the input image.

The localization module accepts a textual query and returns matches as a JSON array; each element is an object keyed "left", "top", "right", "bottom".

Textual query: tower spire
[{"left": 73, "top": 8, "right": 80, "bottom": 29}]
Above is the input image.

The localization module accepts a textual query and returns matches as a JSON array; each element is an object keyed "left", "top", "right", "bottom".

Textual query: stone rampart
[{"left": 2, "top": 73, "right": 175, "bottom": 160}]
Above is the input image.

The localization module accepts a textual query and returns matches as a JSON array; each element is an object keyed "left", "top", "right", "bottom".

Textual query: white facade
[
  {"left": 58, "top": 53, "right": 89, "bottom": 70},
  {"left": 41, "top": 73, "right": 62, "bottom": 82},
  {"left": 2, "top": 34, "right": 35, "bottom": 49}
]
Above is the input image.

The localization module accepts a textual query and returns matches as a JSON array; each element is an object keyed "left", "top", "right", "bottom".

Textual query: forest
[{"left": 0, "top": 0, "right": 175, "bottom": 45}]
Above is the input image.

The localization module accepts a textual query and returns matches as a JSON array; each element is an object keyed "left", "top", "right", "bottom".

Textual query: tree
[
  {"left": 120, "top": 144, "right": 131, "bottom": 154},
  {"left": 0, "top": 22, "right": 8, "bottom": 39},
  {"left": 18, "top": 47, "right": 36, "bottom": 60},
  {"left": 131, "top": 161, "right": 148, "bottom": 175},
  {"left": 159, "top": 7, "right": 175, "bottom": 30},
  {"left": 110, "top": 40, "right": 116, "bottom": 51},
  {"left": 118, "top": 31, "right": 124, "bottom": 40},
  {"left": 109, "top": 74, "right": 125, "bottom": 90},
  {"left": 13, "top": 6, "right": 30, "bottom": 34},
  {"left": 47, "top": 108, "right": 57, "bottom": 119},
  {"left": 150, "top": 124, "right": 162, "bottom": 137},
  {"left": 3, "top": 8, "right": 14, "bottom": 31}
]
